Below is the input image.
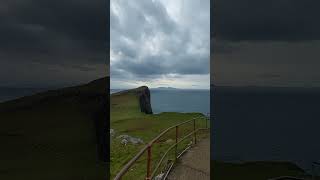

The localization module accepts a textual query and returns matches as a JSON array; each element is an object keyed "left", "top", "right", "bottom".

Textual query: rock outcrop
[
  {"left": 112, "top": 86, "right": 153, "bottom": 114},
  {"left": 136, "top": 86, "right": 153, "bottom": 114}
]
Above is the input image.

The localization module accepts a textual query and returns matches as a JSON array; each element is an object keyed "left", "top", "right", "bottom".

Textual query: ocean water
[
  {"left": 111, "top": 89, "right": 210, "bottom": 115},
  {"left": 212, "top": 86, "right": 320, "bottom": 172},
  {"left": 151, "top": 90, "right": 210, "bottom": 115}
]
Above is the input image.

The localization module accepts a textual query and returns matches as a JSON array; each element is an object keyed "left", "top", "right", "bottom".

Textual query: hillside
[
  {"left": 0, "top": 77, "right": 109, "bottom": 180},
  {"left": 110, "top": 86, "right": 208, "bottom": 179}
]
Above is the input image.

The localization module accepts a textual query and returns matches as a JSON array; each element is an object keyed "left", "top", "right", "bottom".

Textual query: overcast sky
[
  {"left": 5, "top": 0, "right": 319, "bottom": 89},
  {"left": 0, "top": 0, "right": 108, "bottom": 88},
  {"left": 110, "top": 0, "right": 210, "bottom": 89},
  {"left": 212, "top": 0, "right": 320, "bottom": 87}
]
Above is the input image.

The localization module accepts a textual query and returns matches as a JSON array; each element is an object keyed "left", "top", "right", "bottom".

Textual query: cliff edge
[
  {"left": 136, "top": 86, "right": 153, "bottom": 114},
  {"left": 112, "top": 86, "right": 153, "bottom": 114}
]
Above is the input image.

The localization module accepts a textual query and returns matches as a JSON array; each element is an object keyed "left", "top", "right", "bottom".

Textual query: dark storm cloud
[
  {"left": 0, "top": 0, "right": 108, "bottom": 87},
  {"left": 212, "top": 40, "right": 320, "bottom": 87},
  {"left": 214, "top": 0, "right": 320, "bottom": 42},
  {"left": 212, "top": 0, "right": 320, "bottom": 87},
  {"left": 0, "top": 0, "right": 107, "bottom": 57}
]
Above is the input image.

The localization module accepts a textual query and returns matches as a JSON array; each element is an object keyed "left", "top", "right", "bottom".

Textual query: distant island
[{"left": 152, "top": 86, "right": 179, "bottom": 90}]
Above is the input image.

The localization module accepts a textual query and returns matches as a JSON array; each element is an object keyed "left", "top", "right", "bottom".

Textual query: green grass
[{"left": 110, "top": 88, "right": 209, "bottom": 179}]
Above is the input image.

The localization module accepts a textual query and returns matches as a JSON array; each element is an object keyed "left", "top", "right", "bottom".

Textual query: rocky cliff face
[
  {"left": 113, "top": 86, "right": 153, "bottom": 114},
  {"left": 136, "top": 86, "right": 153, "bottom": 114}
]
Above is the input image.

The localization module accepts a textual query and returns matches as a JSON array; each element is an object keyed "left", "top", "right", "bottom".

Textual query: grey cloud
[
  {"left": 211, "top": 0, "right": 320, "bottom": 87},
  {"left": 212, "top": 40, "right": 320, "bottom": 87},
  {"left": 111, "top": 0, "right": 210, "bottom": 81},
  {"left": 214, "top": 0, "right": 320, "bottom": 42},
  {"left": 0, "top": 0, "right": 107, "bottom": 63},
  {"left": 0, "top": 0, "right": 108, "bottom": 87},
  {"left": 112, "top": 53, "right": 209, "bottom": 77}
]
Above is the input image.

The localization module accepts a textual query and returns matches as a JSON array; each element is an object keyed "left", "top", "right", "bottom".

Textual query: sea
[
  {"left": 212, "top": 86, "right": 320, "bottom": 173},
  {"left": 111, "top": 89, "right": 210, "bottom": 115}
]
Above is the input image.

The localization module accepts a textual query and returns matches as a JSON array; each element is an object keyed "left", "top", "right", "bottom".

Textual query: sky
[
  {"left": 4, "top": 0, "right": 319, "bottom": 89},
  {"left": 212, "top": 0, "right": 320, "bottom": 87},
  {"left": 110, "top": 0, "right": 210, "bottom": 89},
  {"left": 0, "top": 0, "right": 108, "bottom": 88}
]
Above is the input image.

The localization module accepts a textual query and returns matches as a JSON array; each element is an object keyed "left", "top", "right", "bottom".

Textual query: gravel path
[{"left": 167, "top": 137, "right": 210, "bottom": 180}]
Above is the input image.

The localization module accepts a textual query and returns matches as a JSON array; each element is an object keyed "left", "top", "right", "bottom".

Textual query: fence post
[
  {"left": 175, "top": 126, "right": 178, "bottom": 162},
  {"left": 193, "top": 119, "right": 197, "bottom": 144},
  {"left": 146, "top": 145, "right": 152, "bottom": 180}
]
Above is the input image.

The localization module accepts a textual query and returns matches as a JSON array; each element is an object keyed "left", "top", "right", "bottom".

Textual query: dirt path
[{"left": 167, "top": 137, "right": 210, "bottom": 180}]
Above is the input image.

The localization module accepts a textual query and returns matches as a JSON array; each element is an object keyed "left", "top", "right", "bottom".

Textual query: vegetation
[{"left": 110, "top": 87, "right": 209, "bottom": 179}]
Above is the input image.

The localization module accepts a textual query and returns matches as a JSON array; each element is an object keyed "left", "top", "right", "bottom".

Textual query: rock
[
  {"left": 117, "top": 135, "right": 129, "bottom": 139},
  {"left": 110, "top": 129, "right": 115, "bottom": 137},
  {"left": 136, "top": 86, "right": 153, "bottom": 114},
  {"left": 110, "top": 129, "right": 115, "bottom": 142},
  {"left": 117, "top": 134, "right": 144, "bottom": 145},
  {"left": 121, "top": 139, "right": 128, "bottom": 145},
  {"left": 155, "top": 173, "right": 165, "bottom": 180},
  {"left": 130, "top": 137, "right": 143, "bottom": 144}
]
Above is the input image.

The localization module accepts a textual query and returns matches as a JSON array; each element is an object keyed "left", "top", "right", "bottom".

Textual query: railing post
[
  {"left": 193, "top": 119, "right": 197, "bottom": 144},
  {"left": 175, "top": 125, "right": 178, "bottom": 162},
  {"left": 146, "top": 145, "right": 152, "bottom": 180}
]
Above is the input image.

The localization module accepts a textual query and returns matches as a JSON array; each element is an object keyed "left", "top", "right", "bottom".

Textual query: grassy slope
[
  {"left": 0, "top": 78, "right": 108, "bottom": 180},
  {"left": 110, "top": 88, "right": 208, "bottom": 179}
]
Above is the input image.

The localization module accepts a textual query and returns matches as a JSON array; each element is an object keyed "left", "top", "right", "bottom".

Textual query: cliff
[
  {"left": 136, "top": 86, "right": 153, "bottom": 114},
  {"left": 112, "top": 86, "right": 153, "bottom": 114}
]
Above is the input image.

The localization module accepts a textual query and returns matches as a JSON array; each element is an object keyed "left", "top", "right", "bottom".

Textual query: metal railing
[{"left": 114, "top": 114, "right": 210, "bottom": 180}]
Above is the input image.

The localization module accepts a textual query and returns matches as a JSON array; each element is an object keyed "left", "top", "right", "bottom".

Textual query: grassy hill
[
  {"left": 0, "top": 77, "right": 109, "bottom": 180},
  {"left": 110, "top": 86, "right": 209, "bottom": 179}
]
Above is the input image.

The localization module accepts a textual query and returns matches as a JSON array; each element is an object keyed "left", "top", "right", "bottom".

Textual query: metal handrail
[
  {"left": 113, "top": 115, "right": 210, "bottom": 180},
  {"left": 150, "top": 128, "right": 206, "bottom": 179}
]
